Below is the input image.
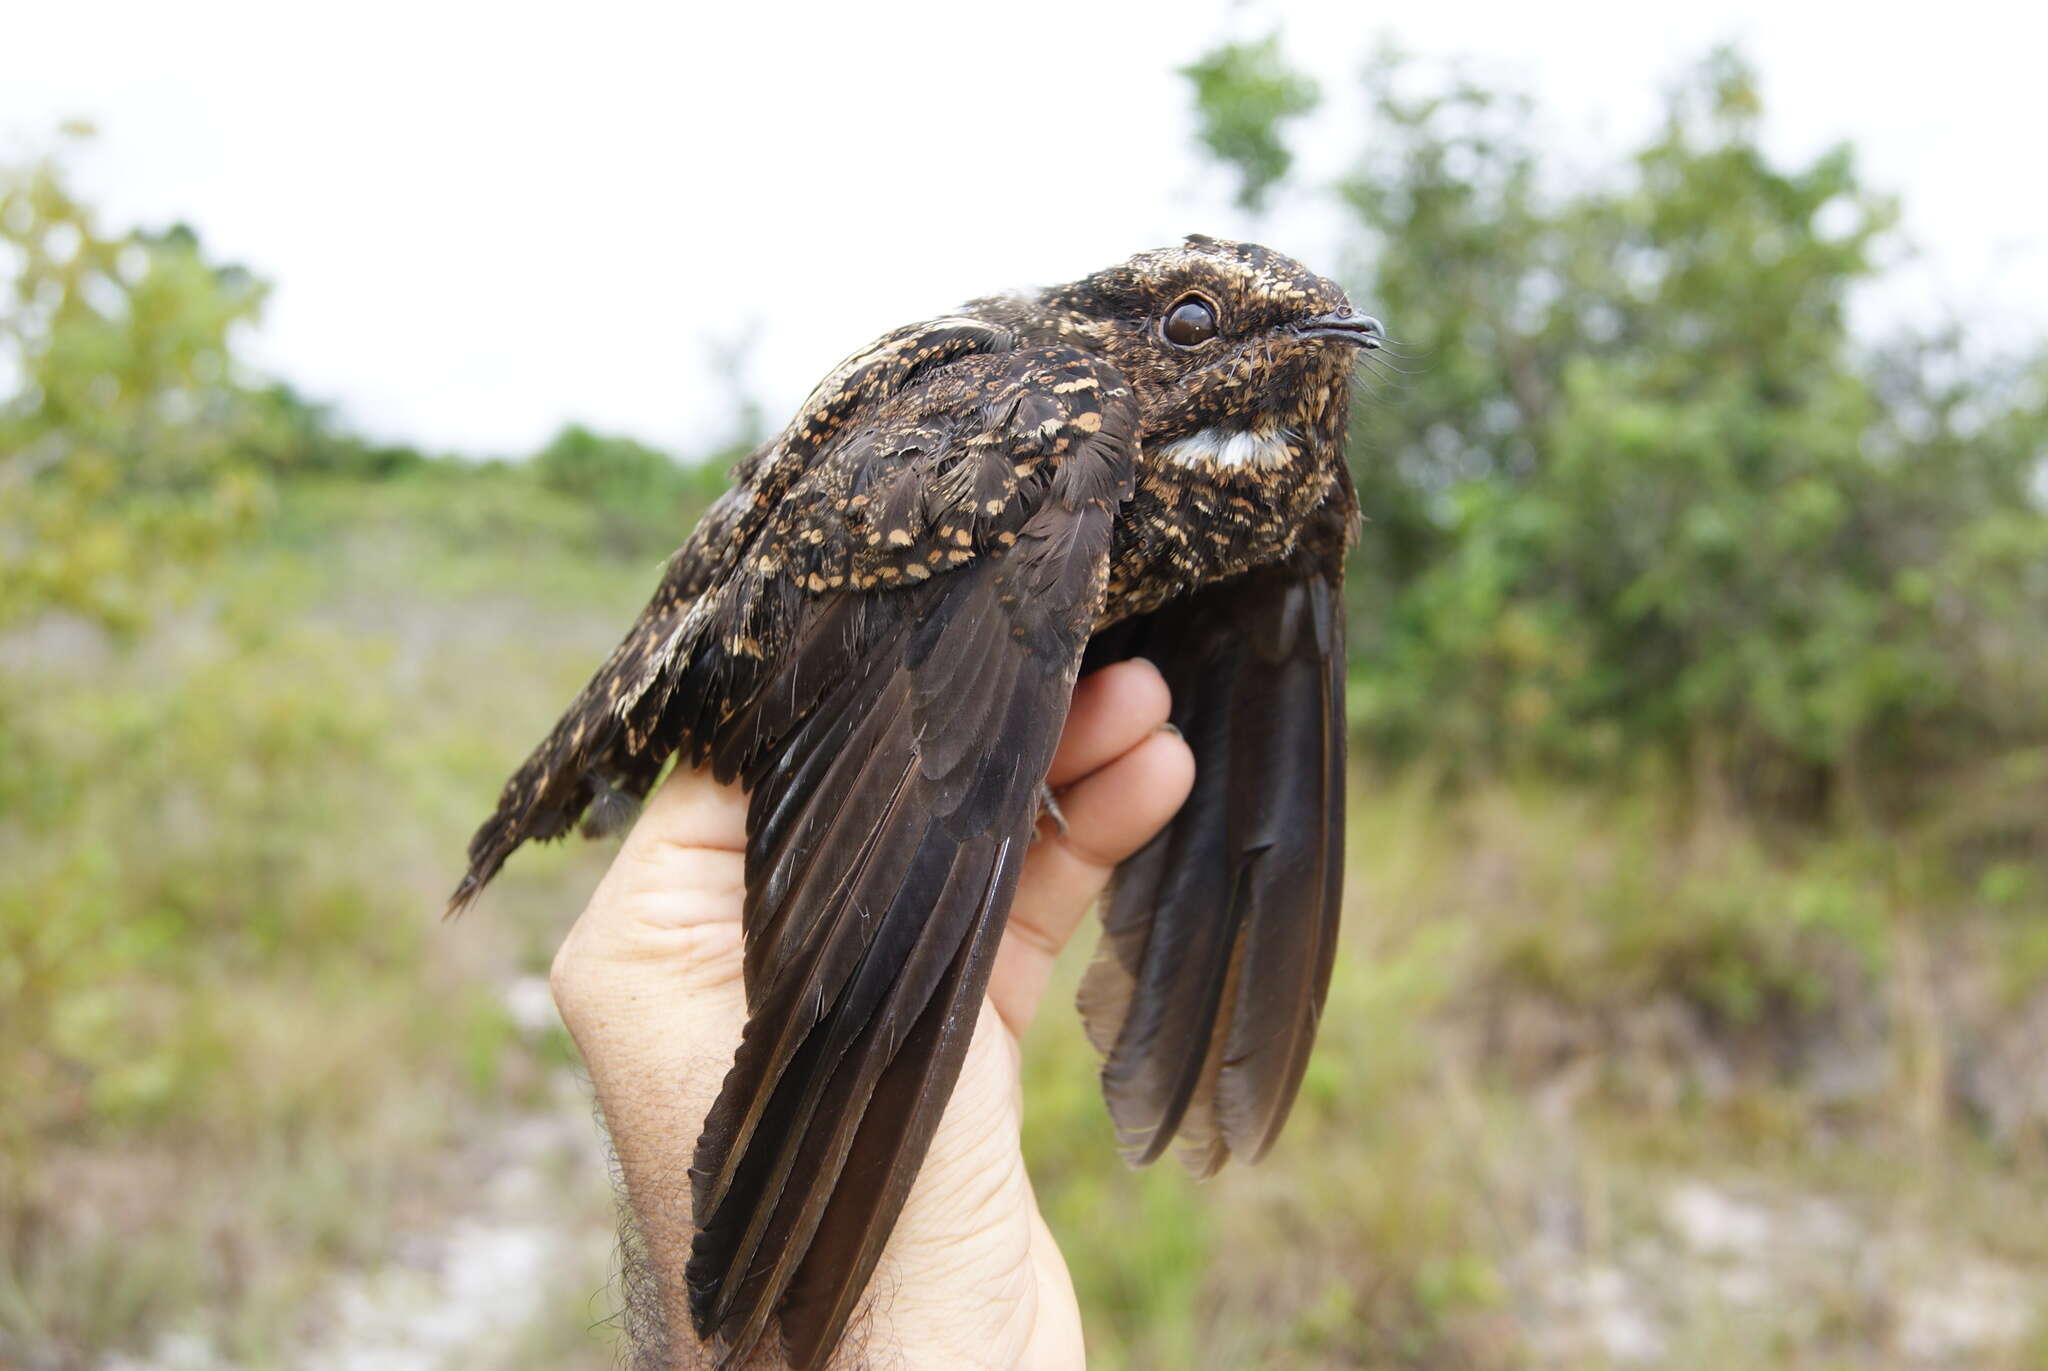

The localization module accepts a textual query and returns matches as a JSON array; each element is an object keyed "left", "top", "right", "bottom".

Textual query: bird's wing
[
  {"left": 1077, "top": 516, "right": 1348, "bottom": 1177},
  {"left": 659, "top": 345, "right": 1139, "bottom": 1370},
  {"left": 448, "top": 317, "right": 1017, "bottom": 912}
]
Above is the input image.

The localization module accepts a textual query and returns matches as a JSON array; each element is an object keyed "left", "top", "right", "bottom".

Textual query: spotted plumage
[{"left": 451, "top": 236, "right": 1382, "bottom": 1370}]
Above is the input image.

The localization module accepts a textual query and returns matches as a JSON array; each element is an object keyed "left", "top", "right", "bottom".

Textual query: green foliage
[
  {"left": 0, "top": 479, "right": 646, "bottom": 1362},
  {"left": 0, "top": 136, "right": 718, "bottom": 1363},
  {"left": 530, "top": 421, "right": 675, "bottom": 502},
  {"left": 0, "top": 137, "right": 280, "bottom": 633},
  {"left": 529, "top": 421, "right": 730, "bottom": 556},
  {"left": 1180, "top": 35, "right": 1320, "bottom": 211},
  {"left": 6, "top": 43, "right": 2048, "bottom": 1368},
  {"left": 0, "top": 135, "right": 724, "bottom": 636},
  {"left": 237, "top": 381, "right": 432, "bottom": 479},
  {"left": 1186, "top": 43, "right": 2048, "bottom": 822}
]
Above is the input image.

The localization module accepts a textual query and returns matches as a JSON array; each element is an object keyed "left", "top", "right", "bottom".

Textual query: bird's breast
[{"left": 1097, "top": 456, "right": 1337, "bottom": 628}]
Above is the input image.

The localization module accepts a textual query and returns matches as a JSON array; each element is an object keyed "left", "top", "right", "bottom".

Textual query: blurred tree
[
  {"left": 531, "top": 421, "right": 678, "bottom": 504},
  {"left": 1185, "top": 41, "right": 2048, "bottom": 819},
  {"left": 0, "top": 136, "right": 766, "bottom": 1367},
  {"left": 1180, "top": 34, "right": 1321, "bottom": 211},
  {"left": 0, "top": 133, "right": 281, "bottom": 633},
  {"left": 238, "top": 380, "right": 429, "bottom": 479},
  {"left": 529, "top": 421, "right": 731, "bottom": 557}
]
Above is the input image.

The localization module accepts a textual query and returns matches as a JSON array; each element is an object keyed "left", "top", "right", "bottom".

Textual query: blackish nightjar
[{"left": 451, "top": 236, "right": 1384, "bottom": 1370}]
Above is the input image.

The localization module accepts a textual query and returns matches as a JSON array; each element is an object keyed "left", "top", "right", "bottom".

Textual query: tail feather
[{"left": 1077, "top": 563, "right": 1347, "bottom": 1174}]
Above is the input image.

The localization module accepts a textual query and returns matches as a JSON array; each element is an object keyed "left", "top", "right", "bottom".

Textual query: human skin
[{"left": 549, "top": 659, "right": 1196, "bottom": 1370}]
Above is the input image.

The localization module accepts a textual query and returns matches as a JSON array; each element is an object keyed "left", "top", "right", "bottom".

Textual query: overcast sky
[{"left": 6, "top": 1, "right": 2044, "bottom": 457}]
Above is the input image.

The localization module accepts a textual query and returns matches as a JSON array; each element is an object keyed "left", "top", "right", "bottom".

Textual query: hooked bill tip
[{"left": 1296, "top": 311, "right": 1385, "bottom": 348}]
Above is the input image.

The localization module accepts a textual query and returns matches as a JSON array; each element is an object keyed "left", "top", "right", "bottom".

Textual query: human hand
[{"left": 548, "top": 660, "right": 1195, "bottom": 1370}]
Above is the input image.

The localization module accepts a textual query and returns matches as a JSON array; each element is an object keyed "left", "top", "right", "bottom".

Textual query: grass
[
  {"left": 4, "top": 472, "right": 2045, "bottom": 1368},
  {"left": 1, "top": 473, "right": 644, "bottom": 1367},
  {"left": 1021, "top": 772, "right": 2048, "bottom": 1369}
]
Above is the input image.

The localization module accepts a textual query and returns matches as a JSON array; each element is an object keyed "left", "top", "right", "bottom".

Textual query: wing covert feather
[{"left": 448, "top": 318, "right": 1016, "bottom": 913}]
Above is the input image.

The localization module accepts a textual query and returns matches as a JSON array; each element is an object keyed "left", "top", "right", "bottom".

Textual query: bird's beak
[{"left": 1295, "top": 311, "right": 1386, "bottom": 348}]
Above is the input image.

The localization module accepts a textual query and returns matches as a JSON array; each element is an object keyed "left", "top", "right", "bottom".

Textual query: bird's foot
[{"left": 1035, "top": 780, "right": 1069, "bottom": 839}]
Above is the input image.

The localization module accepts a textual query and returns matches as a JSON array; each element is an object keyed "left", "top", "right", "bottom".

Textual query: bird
[{"left": 450, "top": 235, "right": 1382, "bottom": 1370}]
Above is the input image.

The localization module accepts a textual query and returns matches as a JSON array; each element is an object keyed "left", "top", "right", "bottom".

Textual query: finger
[
  {"left": 577, "top": 661, "right": 1162, "bottom": 939},
  {"left": 595, "top": 761, "right": 749, "bottom": 928},
  {"left": 1044, "top": 658, "right": 1171, "bottom": 788},
  {"left": 553, "top": 763, "right": 751, "bottom": 1014},
  {"left": 989, "top": 727, "right": 1194, "bottom": 1036},
  {"left": 628, "top": 758, "right": 749, "bottom": 857}
]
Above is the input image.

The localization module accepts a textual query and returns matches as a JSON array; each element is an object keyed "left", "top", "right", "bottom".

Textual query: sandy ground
[{"left": 103, "top": 978, "right": 618, "bottom": 1371}]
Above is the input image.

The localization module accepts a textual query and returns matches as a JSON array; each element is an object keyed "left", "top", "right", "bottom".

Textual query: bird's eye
[{"left": 1162, "top": 296, "right": 1219, "bottom": 348}]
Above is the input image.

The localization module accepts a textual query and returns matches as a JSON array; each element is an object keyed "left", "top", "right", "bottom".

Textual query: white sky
[{"left": 5, "top": 0, "right": 2044, "bottom": 457}]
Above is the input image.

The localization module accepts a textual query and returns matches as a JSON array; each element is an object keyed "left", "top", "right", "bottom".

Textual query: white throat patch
[{"left": 1156, "top": 424, "right": 1298, "bottom": 470}]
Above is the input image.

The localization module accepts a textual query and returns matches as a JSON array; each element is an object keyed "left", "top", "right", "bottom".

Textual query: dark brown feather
[
  {"left": 665, "top": 348, "right": 1136, "bottom": 1368},
  {"left": 1078, "top": 519, "right": 1349, "bottom": 1175}
]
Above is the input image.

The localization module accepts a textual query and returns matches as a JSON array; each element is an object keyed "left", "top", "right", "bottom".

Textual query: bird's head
[{"left": 1030, "top": 236, "right": 1381, "bottom": 474}]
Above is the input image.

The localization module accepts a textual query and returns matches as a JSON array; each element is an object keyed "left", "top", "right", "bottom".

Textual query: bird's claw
[{"left": 1035, "top": 780, "right": 1069, "bottom": 839}]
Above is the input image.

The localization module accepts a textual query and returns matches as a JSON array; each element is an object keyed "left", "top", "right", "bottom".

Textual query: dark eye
[{"left": 1162, "top": 296, "right": 1219, "bottom": 347}]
